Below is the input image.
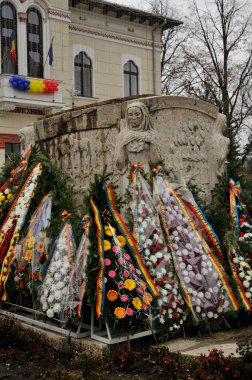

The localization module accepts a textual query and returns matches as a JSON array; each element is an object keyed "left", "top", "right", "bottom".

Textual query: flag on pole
[
  {"left": 10, "top": 32, "right": 16, "bottom": 64},
  {"left": 48, "top": 41, "right": 53, "bottom": 66}
]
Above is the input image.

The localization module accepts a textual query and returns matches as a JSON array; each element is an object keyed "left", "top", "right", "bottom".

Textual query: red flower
[
  {"left": 239, "top": 231, "right": 245, "bottom": 237},
  {"left": 19, "top": 280, "right": 25, "bottom": 289},
  {"left": 172, "top": 311, "right": 179, "bottom": 318}
]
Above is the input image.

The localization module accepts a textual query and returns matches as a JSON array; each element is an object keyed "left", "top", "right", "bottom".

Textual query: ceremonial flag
[
  {"left": 48, "top": 40, "right": 53, "bottom": 66},
  {"left": 10, "top": 32, "right": 16, "bottom": 64}
]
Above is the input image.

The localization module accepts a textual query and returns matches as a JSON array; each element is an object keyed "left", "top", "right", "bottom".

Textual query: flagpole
[{"left": 43, "top": 36, "right": 54, "bottom": 76}]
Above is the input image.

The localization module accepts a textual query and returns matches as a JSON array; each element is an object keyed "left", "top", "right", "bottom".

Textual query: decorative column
[{"left": 18, "top": 12, "right": 28, "bottom": 76}]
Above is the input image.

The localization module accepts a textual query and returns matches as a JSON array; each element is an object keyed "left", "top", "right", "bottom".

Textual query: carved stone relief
[{"left": 32, "top": 96, "right": 229, "bottom": 204}]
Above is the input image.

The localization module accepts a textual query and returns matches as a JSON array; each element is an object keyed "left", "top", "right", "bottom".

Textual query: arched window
[
  {"left": 124, "top": 60, "right": 139, "bottom": 97},
  {"left": 74, "top": 52, "right": 92, "bottom": 97},
  {"left": 0, "top": 1, "right": 18, "bottom": 74},
  {"left": 27, "top": 8, "right": 43, "bottom": 78}
]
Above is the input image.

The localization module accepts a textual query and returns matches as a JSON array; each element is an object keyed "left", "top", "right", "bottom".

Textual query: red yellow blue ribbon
[{"left": 90, "top": 198, "right": 105, "bottom": 318}]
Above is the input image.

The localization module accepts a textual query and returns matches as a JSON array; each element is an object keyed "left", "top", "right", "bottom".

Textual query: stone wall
[{"left": 34, "top": 95, "right": 229, "bottom": 202}]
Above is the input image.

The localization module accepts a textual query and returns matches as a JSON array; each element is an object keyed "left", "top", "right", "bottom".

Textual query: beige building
[{"left": 0, "top": 0, "right": 180, "bottom": 165}]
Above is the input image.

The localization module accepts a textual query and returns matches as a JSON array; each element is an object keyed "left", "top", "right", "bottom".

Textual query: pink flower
[
  {"left": 126, "top": 307, "right": 133, "bottom": 316},
  {"left": 142, "top": 303, "right": 148, "bottom": 311},
  {"left": 195, "top": 274, "right": 202, "bottom": 281},
  {"left": 105, "top": 258, "right": 111, "bottom": 266},
  {"left": 205, "top": 292, "right": 211, "bottom": 299},
  {"left": 121, "top": 294, "right": 129, "bottom": 302},
  {"left": 123, "top": 271, "right": 130, "bottom": 278},
  {"left": 118, "top": 258, "right": 125, "bottom": 265},
  {"left": 118, "top": 281, "right": 124, "bottom": 289},
  {"left": 129, "top": 264, "right": 135, "bottom": 271},
  {"left": 124, "top": 253, "right": 130, "bottom": 261},
  {"left": 108, "top": 270, "right": 116, "bottom": 278},
  {"left": 137, "top": 287, "right": 144, "bottom": 295},
  {"left": 135, "top": 269, "right": 141, "bottom": 275},
  {"left": 112, "top": 246, "right": 120, "bottom": 254}
]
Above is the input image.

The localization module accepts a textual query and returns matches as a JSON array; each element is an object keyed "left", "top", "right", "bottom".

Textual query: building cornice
[
  {"left": 48, "top": 8, "right": 71, "bottom": 22},
  {"left": 69, "top": 23, "right": 162, "bottom": 50}
]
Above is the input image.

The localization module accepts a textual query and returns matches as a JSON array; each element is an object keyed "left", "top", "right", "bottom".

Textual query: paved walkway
[{"left": 163, "top": 325, "right": 252, "bottom": 357}]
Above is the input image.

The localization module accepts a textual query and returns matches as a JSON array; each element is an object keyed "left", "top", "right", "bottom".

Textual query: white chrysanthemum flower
[
  {"left": 56, "top": 281, "right": 64, "bottom": 290},
  {"left": 155, "top": 252, "right": 163, "bottom": 259},
  {"left": 60, "top": 267, "right": 68, "bottom": 276},
  {"left": 48, "top": 295, "right": 54, "bottom": 304},
  {"left": 159, "top": 316, "right": 165, "bottom": 324},
  {"left": 42, "top": 303, "right": 48, "bottom": 311},
  {"left": 245, "top": 292, "right": 251, "bottom": 298},
  {"left": 49, "top": 265, "right": 57, "bottom": 274},
  {"left": 156, "top": 272, "right": 162, "bottom": 279},
  {"left": 137, "top": 217, "right": 143, "bottom": 223},
  {"left": 150, "top": 255, "right": 157, "bottom": 264},
  {"left": 243, "top": 280, "right": 250, "bottom": 288},
  {"left": 146, "top": 239, "right": 152, "bottom": 246},
  {"left": 165, "top": 283, "right": 171, "bottom": 290},
  {"left": 50, "top": 284, "right": 57, "bottom": 293},
  {"left": 160, "top": 268, "right": 166, "bottom": 275},
  {"left": 53, "top": 303, "right": 62, "bottom": 313},
  {"left": 54, "top": 290, "right": 62, "bottom": 300},
  {"left": 45, "top": 277, "right": 53, "bottom": 286},
  {"left": 158, "top": 299, "right": 163, "bottom": 306},
  {"left": 54, "top": 272, "right": 61, "bottom": 282},
  {"left": 161, "top": 288, "right": 168, "bottom": 296},
  {"left": 144, "top": 249, "right": 150, "bottom": 256},
  {"left": 46, "top": 309, "right": 54, "bottom": 318}
]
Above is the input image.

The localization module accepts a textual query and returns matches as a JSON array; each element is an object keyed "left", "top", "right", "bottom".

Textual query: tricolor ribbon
[{"left": 90, "top": 198, "right": 105, "bottom": 319}]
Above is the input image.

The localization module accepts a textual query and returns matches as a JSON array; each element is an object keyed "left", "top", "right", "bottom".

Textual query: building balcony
[{"left": 0, "top": 74, "right": 65, "bottom": 114}]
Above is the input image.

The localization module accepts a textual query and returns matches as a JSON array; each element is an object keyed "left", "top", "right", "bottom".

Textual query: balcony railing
[{"left": 0, "top": 74, "right": 65, "bottom": 112}]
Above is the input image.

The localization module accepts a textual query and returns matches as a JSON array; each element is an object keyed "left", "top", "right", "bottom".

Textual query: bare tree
[
  {"left": 149, "top": 0, "right": 252, "bottom": 161},
  {"left": 148, "top": 0, "right": 189, "bottom": 95}
]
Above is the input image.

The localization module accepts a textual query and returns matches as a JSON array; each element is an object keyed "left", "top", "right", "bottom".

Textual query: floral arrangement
[
  {"left": 40, "top": 217, "right": 76, "bottom": 319},
  {"left": 0, "top": 148, "right": 31, "bottom": 218},
  {"left": 9, "top": 76, "right": 59, "bottom": 93},
  {"left": 90, "top": 184, "right": 159, "bottom": 330},
  {"left": 60, "top": 214, "right": 90, "bottom": 320},
  {"left": 153, "top": 169, "right": 239, "bottom": 320},
  {"left": 12, "top": 194, "right": 52, "bottom": 301},
  {"left": 176, "top": 182, "right": 223, "bottom": 262},
  {"left": 131, "top": 164, "right": 186, "bottom": 331},
  {"left": 0, "top": 163, "right": 43, "bottom": 301}
]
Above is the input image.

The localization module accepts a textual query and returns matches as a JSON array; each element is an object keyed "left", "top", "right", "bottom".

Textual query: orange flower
[
  {"left": 24, "top": 249, "right": 33, "bottom": 261},
  {"left": 143, "top": 292, "right": 153, "bottom": 306},
  {"left": 114, "top": 307, "right": 126, "bottom": 319},
  {"left": 124, "top": 279, "right": 136, "bottom": 291},
  {"left": 107, "top": 290, "right": 118, "bottom": 302},
  {"left": 104, "top": 240, "right": 111, "bottom": 251},
  {"left": 36, "top": 241, "right": 45, "bottom": 253},
  {"left": 132, "top": 297, "right": 142, "bottom": 310},
  {"left": 140, "top": 280, "right": 147, "bottom": 290},
  {"left": 117, "top": 236, "right": 126, "bottom": 247}
]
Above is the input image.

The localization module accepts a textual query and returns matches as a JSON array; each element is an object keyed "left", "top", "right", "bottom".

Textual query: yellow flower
[
  {"left": 117, "top": 236, "right": 126, "bottom": 247},
  {"left": 114, "top": 307, "right": 126, "bottom": 319},
  {"left": 107, "top": 290, "right": 118, "bottom": 302},
  {"left": 7, "top": 193, "right": 13, "bottom": 200},
  {"left": 104, "top": 225, "right": 115, "bottom": 237},
  {"left": 0, "top": 195, "right": 5, "bottom": 202},
  {"left": 143, "top": 292, "right": 153, "bottom": 306},
  {"left": 24, "top": 249, "right": 33, "bottom": 261},
  {"left": 124, "top": 279, "right": 136, "bottom": 291},
  {"left": 104, "top": 240, "right": 111, "bottom": 251},
  {"left": 132, "top": 297, "right": 142, "bottom": 310},
  {"left": 27, "top": 236, "right": 36, "bottom": 248}
]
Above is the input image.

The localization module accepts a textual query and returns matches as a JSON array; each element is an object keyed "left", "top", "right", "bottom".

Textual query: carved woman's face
[{"left": 127, "top": 107, "right": 143, "bottom": 129}]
